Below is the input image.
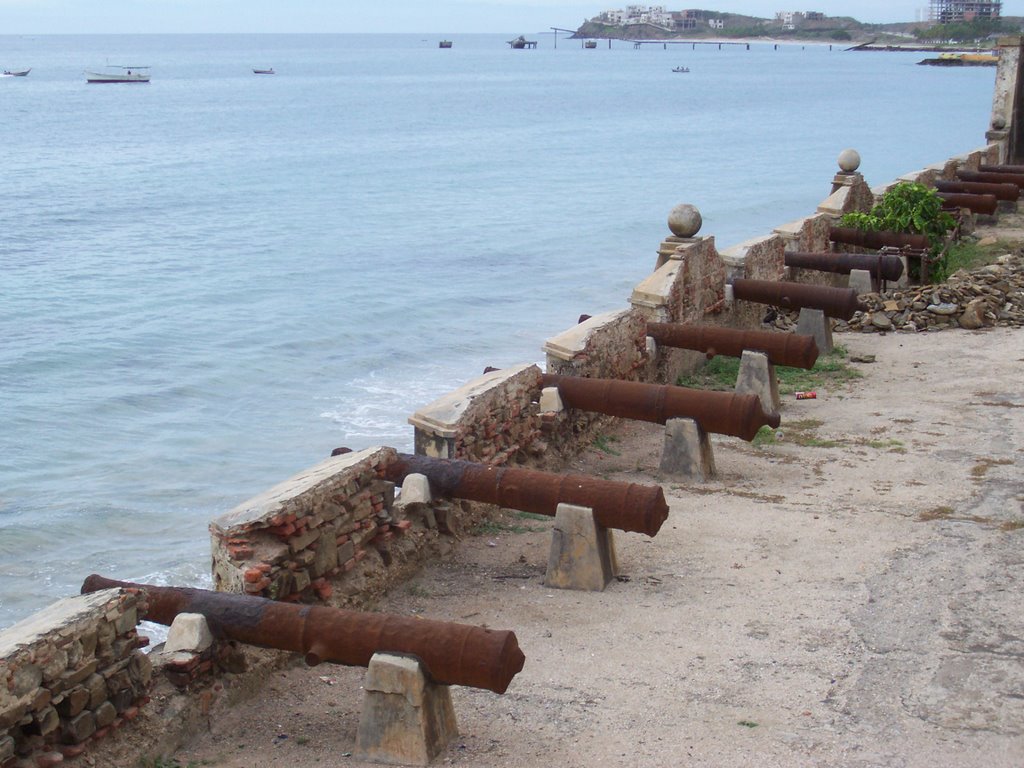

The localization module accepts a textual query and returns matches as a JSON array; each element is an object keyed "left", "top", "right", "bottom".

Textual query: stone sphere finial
[
  {"left": 992, "top": 115, "right": 1007, "bottom": 130},
  {"left": 837, "top": 148, "right": 861, "bottom": 173},
  {"left": 668, "top": 204, "right": 702, "bottom": 238}
]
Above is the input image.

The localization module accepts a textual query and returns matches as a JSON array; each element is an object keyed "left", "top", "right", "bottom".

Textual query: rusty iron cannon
[
  {"left": 979, "top": 163, "right": 1024, "bottom": 175},
  {"left": 539, "top": 373, "right": 780, "bottom": 442},
  {"left": 646, "top": 322, "right": 819, "bottom": 369},
  {"left": 730, "top": 278, "right": 867, "bottom": 320},
  {"left": 81, "top": 575, "right": 525, "bottom": 694},
  {"left": 383, "top": 453, "right": 669, "bottom": 537},
  {"left": 956, "top": 169, "right": 1024, "bottom": 189},
  {"left": 934, "top": 179, "right": 1020, "bottom": 201},
  {"left": 783, "top": 251, "right": 905, "bottom": 282},
  {"left": 936, "top": 191, "right": 998, "bottom": 215},
  {"left": 828, "top": 226, "right": 931, "bottom": 252}
]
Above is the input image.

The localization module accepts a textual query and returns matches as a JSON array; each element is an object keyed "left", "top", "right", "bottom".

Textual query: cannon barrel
[
  {"left": 540, "top": 373, "right": 780, "bottom": 441},
  {"left": 956, "top": 169, "right": 1024, "bottom": 189},
  {"left": 934, "top": 180, "right": 1020, "bottom": 201},
  {"left": 731, "top": 278, "right": 867, "bottom": 320},
  {"left": 829, "top": 226, "right": 931, "bottom": 251},
  {"left": 936, "top": 191, "right": 998, "bottom": 215},
  {"left": 384, "top": 454, "right": 669, "bottom": 537},
  {"left": 978, "top": 164, "right": 1024, "bottom": 175},
  {"left": 646, "top": 322, "right": 819, "bottom": 369},
  {"left": 784, "top": 251, "right": 905, "bottom": 281},
  {"left": 81, "top": 575, "right": 525, "bottom": 694}
]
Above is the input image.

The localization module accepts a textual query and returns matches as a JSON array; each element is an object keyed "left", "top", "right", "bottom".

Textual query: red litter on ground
[{"left": 795, "top": 391, "right": 817, "bottom": 400}]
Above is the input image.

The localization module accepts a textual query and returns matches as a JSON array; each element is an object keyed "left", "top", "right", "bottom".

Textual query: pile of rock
[{"left": 842, "top": 251, "right": 1024, "bottom": 332}]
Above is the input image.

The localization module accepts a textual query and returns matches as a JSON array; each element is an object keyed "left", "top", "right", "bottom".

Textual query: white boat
[
  {"left": 85, "top": 66, "right": 150, "bottom": 84},
  {"left": 2, "top": 68, "right": 30, "bottom": 77}
]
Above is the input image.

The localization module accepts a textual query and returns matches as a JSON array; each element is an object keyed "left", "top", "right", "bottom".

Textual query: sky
[{"left": 1, "top": 1, "right": 1020, "bottom": 34}]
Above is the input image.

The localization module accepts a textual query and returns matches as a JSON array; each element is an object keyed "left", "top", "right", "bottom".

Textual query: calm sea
[{"left": 0, "top": 33, "right": 995, "bottom": 628}]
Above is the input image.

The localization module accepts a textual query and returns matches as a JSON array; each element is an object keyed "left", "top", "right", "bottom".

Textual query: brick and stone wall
[
  {"left": 408, "top": 364, "right": 544, "bottom": 465},
  {"left": 209, "top": 447, "right": 412, "bottom": 605},
  {"left": 0, "top": 589, "right": 151, "bottom": 767}
]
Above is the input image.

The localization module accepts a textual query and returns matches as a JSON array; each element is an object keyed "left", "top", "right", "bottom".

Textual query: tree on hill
[{"left": 914, "top": 18, "right": 1005, "bottom": 41}]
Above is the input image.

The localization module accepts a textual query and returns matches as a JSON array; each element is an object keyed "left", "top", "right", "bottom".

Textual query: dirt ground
[
  {"left": 79, "top": 226, "right": 1024, "bottom": 767},
  {"left": 136, "top": 330, "right": 1022, "bottom": 768}
]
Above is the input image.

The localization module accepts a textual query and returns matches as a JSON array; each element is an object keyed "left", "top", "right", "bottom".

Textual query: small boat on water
[
  {"left": 672, "top": 66, "right": 690, "bottom": 73},
  {"left": 439, "top": 40, "right": 453, "bottom": 49},
  {"left": 584, "top": 40, "right": 597, "bottom": 49},
  {"left": 2, "top": 68, "right": 30, "bottom": 77},
  {"left": 253, "top": 67, "right": 275, "bottom": 74},
  {"left": 85, "top": 66, "right": 150, "bottom": 83}
]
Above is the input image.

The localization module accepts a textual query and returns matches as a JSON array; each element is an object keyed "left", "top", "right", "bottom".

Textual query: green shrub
[{"left": 839, "top": 182, "right": 956, "bottom": 282}]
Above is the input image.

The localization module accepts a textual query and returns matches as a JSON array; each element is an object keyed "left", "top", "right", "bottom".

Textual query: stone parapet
[
  {"left": 408, "top": 364, "right": 543, "bottom": 464},
  {"left": 0, "top": 589, "right": 151, "bottom": 765},
  {"left": 210, "top": 447, "right": 402, "bottom": 602},
  {"left": 544, "top": 310, "right": 648, "bottom": 381}
]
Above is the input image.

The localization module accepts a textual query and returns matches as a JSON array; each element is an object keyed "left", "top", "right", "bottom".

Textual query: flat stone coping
[
  {"left": 0, "top": 589, "right": 121, "bottom": 657},
  {"left": 408, "top": 363, "right": 539, "bottom": 438},
  {"left": 631, "top": 262, "right": 681, "bottom": 309},
  {"left": 211, "top": 446, "right": 393, "bottom": 532},
  {"left": 719, "top": 234, "right": 780, "bottom": 269},
  {"left": 543, "top": 310, "right": 631, "bottom": 362}
]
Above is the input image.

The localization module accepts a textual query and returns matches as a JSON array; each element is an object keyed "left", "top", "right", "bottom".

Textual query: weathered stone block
[
  {"left": 735, "top": 351, "right": 780, "bottom": 414},
  {"left": 55, "top": 686, "right": 89, "bottom": 718},
  {"left": 164, "top": 614, "right": 214, "bottom": 655},
  {"left": 355, "top": 653, "right": 458, "bottom": 766},
  {"left": 796, "top": 307, "right": 834, "bottom": 355},
  {"left": 544, "top": 504, "right": 616, "bottom": 592},
  {"left": 94, "top": 700, "right": 117, "bottom": 729},
  {"left": 660, "top": 418, "right": 717, "bottom": 482},
  {"left": 61, "top": 709, "right": 96, "bottom": 744}
]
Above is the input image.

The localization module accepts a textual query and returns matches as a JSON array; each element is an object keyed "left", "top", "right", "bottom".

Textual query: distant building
[
  {"left": 599, "top": 4, "right": 673, "bottom": 28},
  {"left": 708, "top": 19, "right": 724, "bottom": 29},
  {"left": 928, "top": 0, "right": 1002, "bottom": 22}
]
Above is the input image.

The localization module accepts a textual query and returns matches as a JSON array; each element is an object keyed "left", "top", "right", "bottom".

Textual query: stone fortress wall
[{"left": 3, "top": 35, "right": 1023, "bottom": 768}]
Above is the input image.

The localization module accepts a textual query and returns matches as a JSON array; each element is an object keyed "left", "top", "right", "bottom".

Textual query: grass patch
[
  {"left": 751, "top": 426, "right": 778, "bottom": 446},
  {"left": 970, "top": 458, "right": 1014, "bottom": 480},
  {"left": 677, "top": 345, "right": 862, "bottom": 395},
  {"left": 515, "top": 511, "right": 550, "bottom": 522},
  {"left": 593, "top": 434, "right": 621, "bottom": 456},
  {"left": 471, "top": 517, "right": 548, "bottom": 536},
  {"left": 861, "top": 438, "right": 906, "bottom": 453},
  {"left": 940, "top": 238, "right": 1015, "bottom": 276},
  {"left": 918, "top": 506, "right": 1022, "bottom": 530},
  {"left": 140, "top": 759, "right": 206, "bottom": 768},
  {"left": 918, "top": 506, "right": 955, "bottom": 522}
]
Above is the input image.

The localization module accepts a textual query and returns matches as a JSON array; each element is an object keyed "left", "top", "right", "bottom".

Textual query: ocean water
[{"left": 0, "top": 34, "right": 996, "bottom": 628}]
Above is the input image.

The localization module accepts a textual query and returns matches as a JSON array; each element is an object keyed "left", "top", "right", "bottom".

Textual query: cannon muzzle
[
  {"left": 647, "top": 323, "right": 819, "bottom": 369},
  {"left": 541, "top": 373, "right": 780, "bottom": 441},
  {"left": 384, "top": 454, "right": 670, "bottom": 537},
  {"left": 731, "top": 278, "right": 866, "bottom": 320},
  {"left": 81, "top": 575, "right": 525, "bottom": 694},
  {"left": 784, "top": 251, "right": 904, "bottom": 282},
  {"left": 829, "top": 226, "right": 931, "bottom": 252}
]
